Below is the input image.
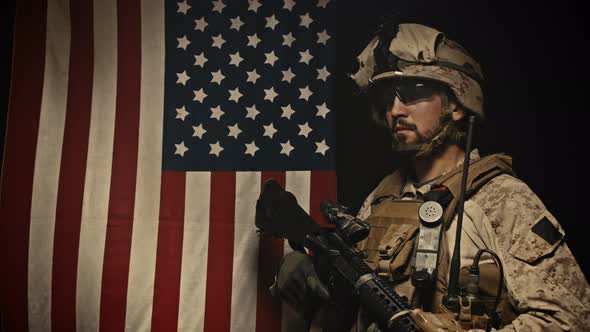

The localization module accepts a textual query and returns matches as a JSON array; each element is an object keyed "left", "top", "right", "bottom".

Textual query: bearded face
[
  {"left": 368, "top": 78, "right": 469, "bottom": 158},
  {"left": 387, "top": 93, "right": 445, "bottom": 154},
  {"left": 388, "top": 99, "right": 466, "bottom": 158}
]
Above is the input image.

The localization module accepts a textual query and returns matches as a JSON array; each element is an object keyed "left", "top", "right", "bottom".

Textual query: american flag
[{"left": 0, "top": 0, "right": 336, "bottom": 331}]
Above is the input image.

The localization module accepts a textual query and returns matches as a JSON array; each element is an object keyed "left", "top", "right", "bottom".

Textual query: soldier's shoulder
[
  {"left": 472, "top": 173, "right": 544, "bottom": 210},
  {"left": 470, "top": 173, "right": 548, "bottom": 231}
]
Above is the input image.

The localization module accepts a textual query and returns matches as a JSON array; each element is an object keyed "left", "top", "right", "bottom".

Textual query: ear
[{"left": 450, "top": 103, "right": 465, "bottom": 121}]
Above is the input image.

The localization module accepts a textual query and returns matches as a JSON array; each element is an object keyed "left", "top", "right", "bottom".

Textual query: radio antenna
[{"left": 444, "top": 115, "right": 476, "bottom": 311}]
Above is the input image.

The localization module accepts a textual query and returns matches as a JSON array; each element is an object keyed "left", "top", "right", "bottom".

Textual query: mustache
[{"left": 394, "top": 118, "right": 417, "bottom": 131}]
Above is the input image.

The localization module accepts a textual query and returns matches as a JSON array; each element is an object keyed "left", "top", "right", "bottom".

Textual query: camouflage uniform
[{"left": 356, "top": 150, "right": 590, "bottom": 331}]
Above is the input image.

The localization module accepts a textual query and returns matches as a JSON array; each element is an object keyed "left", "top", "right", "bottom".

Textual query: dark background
[
  {"left": 333, "top": 1, "right": 590, "bottom": 277},
  {"left": 1, "top": 0, "right": 588, "bottom": 280}
]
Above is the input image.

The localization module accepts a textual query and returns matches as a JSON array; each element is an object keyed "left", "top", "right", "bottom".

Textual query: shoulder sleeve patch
[
  {"left": 532, "top": 216, "right": 563, "bottom": 246},
  {"left": 508, "top": 211, "right": 565, "bottom": 264}
]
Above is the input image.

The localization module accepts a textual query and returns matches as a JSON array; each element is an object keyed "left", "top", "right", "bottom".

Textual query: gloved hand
[{"left": 271, "top": 251, "right": 330, "bottom": 315}]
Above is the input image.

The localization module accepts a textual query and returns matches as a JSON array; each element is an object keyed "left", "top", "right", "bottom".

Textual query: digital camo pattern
[
  {"left": 355, "top": 171, "right": 590, "bottom": 331},
  {"left": 471, "top": 174, "right": 590, "bottom": 331}
]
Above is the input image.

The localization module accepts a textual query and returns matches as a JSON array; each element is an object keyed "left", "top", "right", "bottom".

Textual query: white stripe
[
  {"left": 285, "top": 171, "right": 311, "bottom": 253},
  {"left": 286, "top": 171, "right": 311, "bottom": 214},
  {"left": 75, "top": 0, "right": 118, "bottom": 330},
  {"left": 125, "top": 0, "right": 166, "bottom": 330},
  {"left": 177, "top": 173, "right": 211, "bottom": 331},
  {"left": 284, "top": 171, "right": 312, "bottom": 255},
  {"left": 28, "top": 0, "right": 70, "bottom": 330},
  {"left": 282, "top": 171, "right": 312, "bottom": 332},
  {"left": 230, "top": 172, "right": 261, "bottom": 332}
]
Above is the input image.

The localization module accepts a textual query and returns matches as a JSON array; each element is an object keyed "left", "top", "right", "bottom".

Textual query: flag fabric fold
[{"left": 0, "top": 0, "right": 336, "bottom": 331}]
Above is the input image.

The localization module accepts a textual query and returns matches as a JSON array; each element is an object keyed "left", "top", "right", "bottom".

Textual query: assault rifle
[{"left": 255, "top": 180, "right": 466, "bottom": 332}]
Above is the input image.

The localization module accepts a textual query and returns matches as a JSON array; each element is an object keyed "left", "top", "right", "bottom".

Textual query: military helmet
[{"left": 351, "top": 23, "right": 485, "bottom": 118}]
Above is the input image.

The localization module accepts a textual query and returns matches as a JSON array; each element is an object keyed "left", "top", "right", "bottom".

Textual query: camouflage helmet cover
[{"left": 351, "top": 23, "right": 485, "bottom": 117}]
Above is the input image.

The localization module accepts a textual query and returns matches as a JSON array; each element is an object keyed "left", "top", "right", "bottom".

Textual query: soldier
[{"left": 275, "top": 22, "right": 590, "bottom": 331}]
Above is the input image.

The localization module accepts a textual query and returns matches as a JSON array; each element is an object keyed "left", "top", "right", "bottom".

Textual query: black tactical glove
[{"left": 271, "top": 251, "right": 330, "bottom": 317}]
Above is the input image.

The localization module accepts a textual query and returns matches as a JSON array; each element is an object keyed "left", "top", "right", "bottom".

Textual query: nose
[
  {"left": 390, "top": 96, "right": 408, "bottom": 118},
  {"left": 386, "top": 96, "right": 407, "bottom": 127},
  {"left": 385, "top": 96, "right": 408, "bottom": 128}
]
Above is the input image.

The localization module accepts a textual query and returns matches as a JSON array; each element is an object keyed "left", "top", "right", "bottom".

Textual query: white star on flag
[
  {"left": 318, "top": 0, "right": 330, "bottom": 8},
  {"left": 193, "top": 88, "right": 207, "bottom": 103},
  {"left": 212, "top": 0, "right": 226, "bottom": 13},
  {"left": 282, "top": 68, "right": 295, "bottom": 83},
  {"left": 282, "top": 33, "right": 295, "bottom": 47},
  {"left": 192, "top": 124, "right": 207, "bottom": 139},
  {"left": 247, "top": 34, "right": 261, "bottom": 48},
  {"left": 263, "top": 123, "right": 278, "bottom": 139},
  {"left": 194, "top": 53, "right": 207, "bottom": 67},
  {"left": 280, "top": 141, "right": 295, "bottom": 156},
  {"left": 212, "top": 34, "right": 226, "bottom": 49},
  {"left": 228, "top": 87, "right": 243, "bottom": 102},
  {"left": 177, "top": 1, "right": 191, "bottom": 15},
  {"left": 176, "top": 71, "right": 190, "bottom": 85},
  {"left": 248, "top": 0, "right": 262, "bottom": 12},
  {"left": 316, "top": 102, "right": 330, "bottom": 118},
  {"left": 317, "top": 30, "right": 331, "bottom": 45},
  {"left": 283, "top": 0, "right": 296, "bottom": 11},
  {"left": 315, "top": 139, "right": 330, "bottom": 155},
  {"left": 209, "top": 141, "right": 224, "bottom": 157},
  {"left": 281, "top": 105, "right": 296, "bottom": 119},
  {"left": 230, "top": 17, "right": 244, "bottom": 31},
  {"left": 194, "top": 18, "right": 207, "bottom": 31},
  {"left": 229, "top": 52, "right": 243, "bottom": 67},
  {"left": 264, "top": 87, "right": 278, "bottom": 102},
  {"left": 317, "top": 66, "right": 330, "bottom": 81},
  {"left": 266, "top": 15, "right": 279, "bottom": 30},
  {"left": 298, "top": 122, "right": 313, "bottom": 138},
  {"left": 227, "top": 124, "right": 242, "bottom": 139},
  {"left": 299, "top": 86, "right": 313, "bottom": 101},
  {"left": 211, "top": 70, "right": 225, "bottom": 85},
  {"left": 210, "top": 106, "right": 224, "bottom": 120},
  {"left": 177, "top": 35, "right": 190, "bottom": 50},
  {"left": 176, "top": 106, "right": 189, "bottom": 121},
  {"left": 246, "top": 106, "right": 260, "bottom": 119},
  {"left": 299, "top": 50, "right": 313, "bottom": 65},
  {"left": 247, "top": 69, "right": 261, "bottom": 84},
  {"left": 265, "top": 51, "right": 278, "bottom": 66},
  {"left": 175, "top": 141, "right": 189, "bottom": 157},
  {"left": 245, "top": 142, "right": 259, "bottom": 156},
  {"left": 300, "top": 13, "right": 313, "bottom": 28}
]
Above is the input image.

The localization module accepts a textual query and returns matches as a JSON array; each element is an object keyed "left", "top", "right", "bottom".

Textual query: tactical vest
[{"left": 357, "top": 153, "right": 517, "bottom": 325}]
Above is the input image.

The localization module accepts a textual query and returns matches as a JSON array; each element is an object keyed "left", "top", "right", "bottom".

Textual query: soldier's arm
[{"left": 471, "top": 174, "right": 590, "bottom": 331}]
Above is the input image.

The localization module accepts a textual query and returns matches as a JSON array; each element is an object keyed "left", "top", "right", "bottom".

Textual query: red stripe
[
  {"left": 203, "top": 172, "right": 236, "bottom": 332},
  {"left": 151, "top": 171, "right": 185, "bottom": 331},
  {"left": 0, "top": 0, "right": 47, "bottom": 330},
  {"left": 51, "top": 0, "right": 93, "bottom": 330},
  {"left": 255, "top": 172, "right": 286, "bottom": 332},
  {"left": 310, "top": 171, "right": 337, "bottom": 226},
  {"left": 99, "top": 0, "right": 142, "bottom": 330}
]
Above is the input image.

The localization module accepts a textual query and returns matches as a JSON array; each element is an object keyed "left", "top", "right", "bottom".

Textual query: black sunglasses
[{"left": 369, "top": 78, "right": 449, "bottom": 108}]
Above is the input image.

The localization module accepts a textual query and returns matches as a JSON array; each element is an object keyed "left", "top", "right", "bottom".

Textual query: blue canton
[{"left": 163, "top": 0, "right": 335, "bottom": 171}]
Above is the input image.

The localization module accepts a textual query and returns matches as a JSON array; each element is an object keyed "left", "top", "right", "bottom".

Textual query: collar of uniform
[{"left": 400, "top": 149, "right": 481, "bottom": 200}]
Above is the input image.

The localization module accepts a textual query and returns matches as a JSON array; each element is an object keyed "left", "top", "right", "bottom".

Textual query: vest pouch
[{"left": 375, "top": 222, "right": 419, "bottom": 281}]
